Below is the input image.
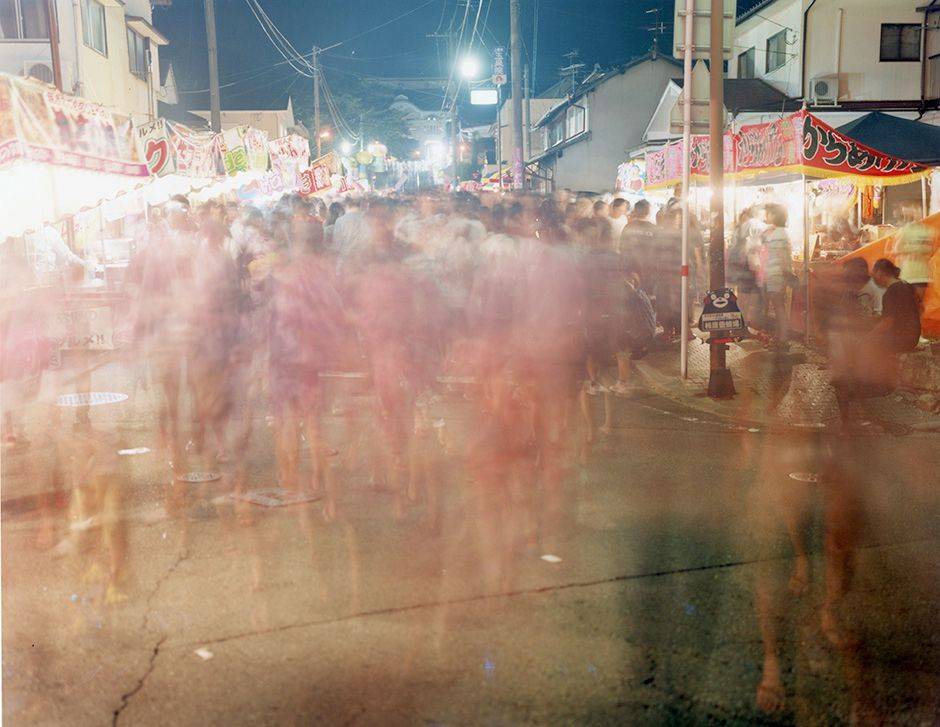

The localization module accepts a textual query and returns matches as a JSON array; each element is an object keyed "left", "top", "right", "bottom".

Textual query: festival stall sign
[
  {"left": 268, "top": 133, "right": 310, "bottom": 190},
  {"left": 0, "top": 73, "right": 151, "bottom": 239},
  {"left": 244, "top": 128, "right": 270, "bottom": 172},
  {"left": 217, "top": 126, "right": 249, "bottom": 176},
  {"left": 167, "top": 121, "right": 218, "bottom": 178},
  {"left": 134, "top": 118, "right": 176, "bottom": 177},
  {"left": 615, "top": 159, "right": 646, "bottom": 194},
  {"left": 734, "top": 110, "right": 931, "bottom": 187},
  {"left": 0, "top": 74, "right": 148, "bottom": 177},
  {"left": 300, "top": 161, "right": 333, "bottom": 196},
  {"left": 644, "top": 132, "right": 736, "bottom": 190}
]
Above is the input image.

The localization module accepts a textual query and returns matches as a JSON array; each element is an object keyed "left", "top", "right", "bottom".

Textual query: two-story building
[
  {"left": 729, "top": 0, "right": 940, "bottom": 110},
  {"left": 0, "top": 0, "right": 167, "bottom": 123},
  {"left": 529, "top": 51, "right": 681, "bottom": 193}
]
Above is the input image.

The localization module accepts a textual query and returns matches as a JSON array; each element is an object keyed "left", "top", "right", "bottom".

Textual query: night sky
[{"left": 155, "top": 1, "right": 767, "bottom": 124}]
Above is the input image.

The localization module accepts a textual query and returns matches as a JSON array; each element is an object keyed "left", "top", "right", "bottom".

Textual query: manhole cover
[
  {"left": 176, "top": 471, "right": 222, "bottom": 483},
  {"left": 230, "top": 488, "right": 321, "bottom": 507},
  {"left": 57, "top": 392, "right": 128, "bottom": 407},
  {"left": 788, "top": 472, "right": 820, "bottom": 483}
]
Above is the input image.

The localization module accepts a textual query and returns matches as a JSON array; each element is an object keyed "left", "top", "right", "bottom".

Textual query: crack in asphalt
[
  {"left": 112, "top": 552, "right": 186, "bottom": 725},
  {"left": 171, "top": 536, "right": 937, "bottom": 652},
  {"left": 112, "top": 635, "right": 166, "bottom": 727}
]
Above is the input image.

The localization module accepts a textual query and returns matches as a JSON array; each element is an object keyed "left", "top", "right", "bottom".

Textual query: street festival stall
[
  {"left": 644, "top": 109, "right": 934, "bottom": 339},
  {"left": 0, "top": 72, "right": 344, "bottom": 379}
]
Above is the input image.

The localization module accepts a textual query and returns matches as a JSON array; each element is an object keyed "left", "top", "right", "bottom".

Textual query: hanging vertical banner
[
  {"left": 244, "top": 127, "right": 270, "bottom": 172},
  {"left": 269, "top": 133, "right": 310, "bottom": 189},
  {"left": 218, "top": 126, "right": 249, "bottom": 176},
  {"left": 134, "top": 118, "right": 176, "bottom": 177},
  {"left": 167, "top": 122, "right": 218, "bottom": 178}
]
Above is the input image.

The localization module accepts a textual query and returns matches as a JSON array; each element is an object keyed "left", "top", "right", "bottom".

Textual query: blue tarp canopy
[{"left": 836, "top": 112, "right": 940, "bottom": 166}]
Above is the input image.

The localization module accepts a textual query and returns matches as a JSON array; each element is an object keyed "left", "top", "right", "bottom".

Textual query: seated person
[
  {"left": 871, "top": 258, "right": 921, "bottom": 354},
  {"left": 842, "top": 258, "right": 884, "bottom": 315}
]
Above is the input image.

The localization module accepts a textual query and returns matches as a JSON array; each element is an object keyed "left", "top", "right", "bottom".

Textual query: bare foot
[
  {"left": 756, "top": 680, "right": 785, "bottom": 712},
  {"left": 598, "top": 424, "right": 612, "bottom": 437},
  {"left": 104, "top": 583, "right": 128, "bottom": 605},
  {"left": 757, "top": 656, "right": 785, "bottom": 712},
  {"left": 821, "top": 606, "right": 858, "bottom": 649}
]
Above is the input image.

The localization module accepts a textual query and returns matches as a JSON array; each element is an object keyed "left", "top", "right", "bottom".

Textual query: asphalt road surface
[{"left": 2, "top": 372, "right": 938, "bottom": 725}]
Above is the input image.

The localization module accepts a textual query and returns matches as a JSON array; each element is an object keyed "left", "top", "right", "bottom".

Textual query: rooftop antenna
[{"left": 559, "top": 50, "right": 585, "bottom": 96}]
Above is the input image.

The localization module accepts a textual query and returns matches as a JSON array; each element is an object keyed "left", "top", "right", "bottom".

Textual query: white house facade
[
  {"left": 729, "top": 0, "right": 940, "bottom": 109},
  {"left": 0, "top": 0, "right": 167, "bottom": 123}
]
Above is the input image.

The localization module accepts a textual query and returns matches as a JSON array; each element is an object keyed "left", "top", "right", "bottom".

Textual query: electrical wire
[{"left": 243, "top": 0, "right": 314, "bottom": 77}]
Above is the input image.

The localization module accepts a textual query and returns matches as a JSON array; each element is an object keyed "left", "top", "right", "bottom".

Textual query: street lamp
[
  {"left": 459, "top": 56, "right": 480, "bottom": 80},
  {"left": 340, "top": 140, "right": 352, "bottom": 155}
]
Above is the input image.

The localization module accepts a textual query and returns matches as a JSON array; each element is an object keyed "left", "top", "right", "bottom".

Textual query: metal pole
[
  {"left": 803, "top": 175, "right": 811, "bottom": 344},
  {"left": 204, "top": 0, "right": 222, "bottom": 133},
  {"left": 496, "top": 85, "right": 502, "bottom": 190},
  {"left": 680, "top": 0, "right": 694, "bottom": 381},
  {"left": 922, "top": 176, "right": 928, "bottom": 217},
  {"left": 707, "top": 0, "right": 734, "bottom": 398},
  {"left": 510, "top": 0, "right": 524, "bottom": 190},
  {"left": 451, "top": 101, "right": 459, "bottom": 190},
  {"left": 313, "top": 46, "right": 321, "bottom": 158},
  {"left": 524, "top": 64, "right": 532, "bottom": 167},
  {"left": 46, "top": 0, "right": 63, "bottom": 91}
]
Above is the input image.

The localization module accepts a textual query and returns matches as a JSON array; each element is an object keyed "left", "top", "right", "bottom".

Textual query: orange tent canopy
[{"left": 840, "top": 212, "right": 940, "bottom": 338}]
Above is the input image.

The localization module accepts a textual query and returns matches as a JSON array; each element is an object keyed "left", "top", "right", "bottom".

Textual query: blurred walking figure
[
  {"left": 760, "top": 204, "right": 794, "bottom": 350},
  {"left": 728, "top": 207, "right": 763, "bottom": 326},
  {"left": 268, "top": 214, "right": 347, "bottom": 521},
  {"left": 187, "top": 202, "right": 241, "bottom": 468},
  {"left": 890, "top": 202, "right": 934, "bottom": 304}
]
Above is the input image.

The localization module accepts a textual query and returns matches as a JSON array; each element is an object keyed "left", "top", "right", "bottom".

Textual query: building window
[
  {"left": 565, "top": 104, "right": 586, "bottom": 138},
  {"left": 127, "top": 28, "right": 148, "bottom": 79},
  {"left": 81, "top": 0, "right": 107, "bottom": 56},
  {"left": 548, "top": 118, "right": 564, "bottom": 147},
  {"left": 0, "top": 0, "right": 50, "bottom": 39},
  {"left": 765, "top": 30, "right": 788, "bottom": 73},
  {"left": 880, "top": 23, "right": 921, "bottom": 62},
  {"left": 737, "top": 47, "right": 755, "bottom": 79}
]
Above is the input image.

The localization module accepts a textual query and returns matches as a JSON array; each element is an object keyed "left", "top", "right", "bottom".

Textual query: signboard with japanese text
[
  {"left": 0, "top": 74, "right": 148, "bottom": 177},
  {"left": 697, "top": 288, "right": 746, "bottom": 336},
  {"left": 645, "top": 110, "right": 930, "bottom": 190},
  {"left": 167, "top": 122, "right": 217, "bottom": 178},
  {"left": 218, "top": 126, "right": 249, "bottom": 176},
  {"left": 492, "top": 46, "right": 506, "bottom": 85},
  {"left": 244, "top": 127, "right": 270, "bottom": 172},
  {"left": 299, "top": 163, "right": 332, "bottom": 196},
  {"left": 134, "top": 118, "right": 176, "bottom": 177},
  {"left": 269, "top": 133, "right": 309, "bottom": 189}
]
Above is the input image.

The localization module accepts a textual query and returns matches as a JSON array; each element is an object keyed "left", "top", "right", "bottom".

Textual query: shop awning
[
  {"left": 644, "top": 109, "right": 933, "bottom": 191},
  {"left": 836, "top": 112, "right": 940, "bottom": 165},
  {"left": 0, "top": 74, "right": 150, "bottom": 239}
]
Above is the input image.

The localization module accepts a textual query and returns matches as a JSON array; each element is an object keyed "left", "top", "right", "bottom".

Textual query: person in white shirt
[
  {"left": 29, "top": 224, "right": 87, "bottom": 281},
  {"left": 608, "top": 198, "right": 630, "bottom": 242}
]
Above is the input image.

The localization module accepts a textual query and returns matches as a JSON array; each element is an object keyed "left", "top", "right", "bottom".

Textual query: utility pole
[
  {"left": 313, "top": 46, "right": 321, "bottom": 157},
  {"left": 509, "top": 0, "right": 524, "bottom": 189},
  {"left": 451, "top": 101, "right": 459, "bottom": 189},
  {"left": 495, "top": 85, "right": 502, "bottom": 188},
  {"left": 679, "top": 0, "right": 693, "bottom": 381},
  {"left": 523, "top": 64, "right": 531, "bottom": 162},
  {"left": 707, "top": 0, "right": 734, "bottom": 398},
  {"left": 204, "top": 0, "right": 221, "bottom": 133}
]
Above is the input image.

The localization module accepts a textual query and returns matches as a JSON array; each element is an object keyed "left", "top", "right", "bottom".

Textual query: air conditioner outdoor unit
[
  {"left": 810, "top": 74, "right": 840, "bottom": 106},
  {"left": 23, "top": 60, "right": 54, "bottom": 85}
]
